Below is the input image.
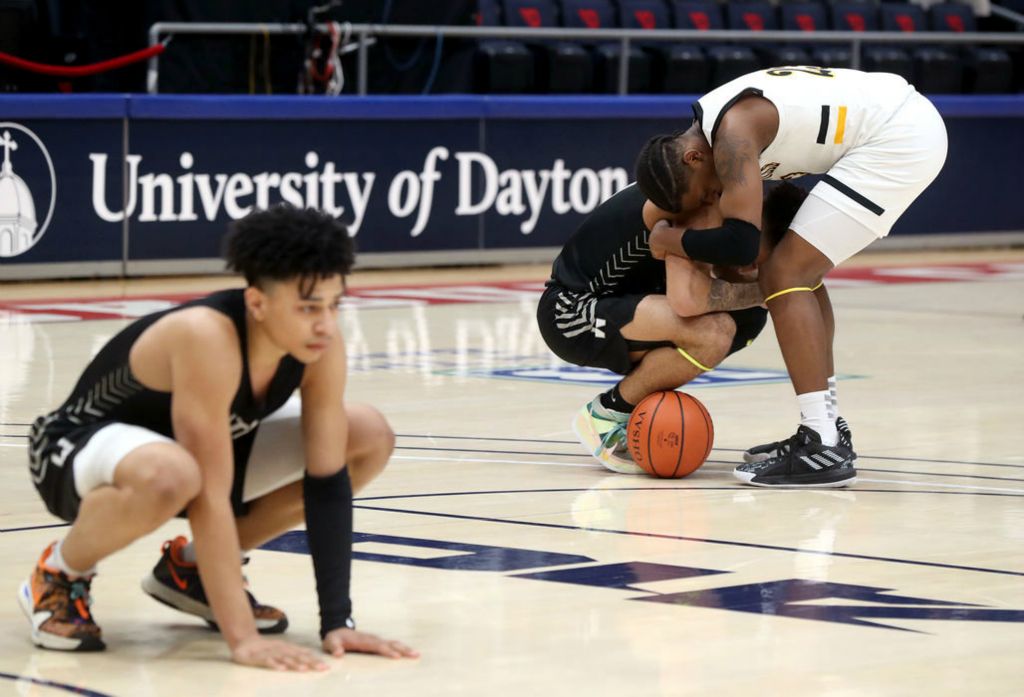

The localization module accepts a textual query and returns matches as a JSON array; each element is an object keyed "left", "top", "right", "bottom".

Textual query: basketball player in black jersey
[
  {"left": 21, "top": 206, "right": 417, "bottom": 670},
  {"left": 538, "top": 175, "right": 806, "bottom": 473}
]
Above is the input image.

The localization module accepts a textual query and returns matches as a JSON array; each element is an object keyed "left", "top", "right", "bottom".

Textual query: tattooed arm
[
  {"left": 666, "top": 256, "right": 764, "bottom": 317},
  {"left": 713, "top": 130, "right": 764, "bottom": 229},
  {"left": 714, "top": 97, "right": 780, "bottom": 228},
  {"left": 706, "top": 277, "right": 764, "bottom": 312}
]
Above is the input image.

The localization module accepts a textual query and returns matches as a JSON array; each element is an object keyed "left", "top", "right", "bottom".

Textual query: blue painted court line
[
  {"left": 352, "top": 501, "right": 1024, "bottom": 578},
  {"left": 0, "top": 671, "right": 112, "bottom": 697}
]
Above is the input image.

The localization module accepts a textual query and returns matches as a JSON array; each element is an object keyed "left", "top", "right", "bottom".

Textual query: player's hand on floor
[
  {"left": 322, "top": 627, "right": 419, "bottom": 659},
  {"left": 231, "top": 635, "right": 328, "bottom": 672}
]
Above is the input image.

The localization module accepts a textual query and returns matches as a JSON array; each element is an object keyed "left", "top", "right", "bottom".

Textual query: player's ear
[
  {"left": 682, "top": 146, "right": 704, "bottom": 166},
  {"left": 244, "top": 285, "right": 268, "bottom": 322}
]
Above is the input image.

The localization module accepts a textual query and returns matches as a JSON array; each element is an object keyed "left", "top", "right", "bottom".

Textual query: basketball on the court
[{"left": 627, "top": 391, "right": 714, "bottom": 478}]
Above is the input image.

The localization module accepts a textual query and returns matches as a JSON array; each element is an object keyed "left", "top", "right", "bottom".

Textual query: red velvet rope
[{"left": 0, "top": 43, "right": 166, "bottom": 77}]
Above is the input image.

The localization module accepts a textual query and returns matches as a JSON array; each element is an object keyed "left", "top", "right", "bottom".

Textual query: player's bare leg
[
  {"left": 63, "top": 443, "right": 201, "bottom": 571},
  {"left": 574, "top": 296, "right": 735, "bottom": 474},
  {"left": 618, "top": 298, "right": 735, "bottom": 403},
  {"left": 21, "top": 443, "right": 200, "bottom": 651},
  {"left": 140, "top": 405, "right": 394, "bottom": 633},
  {"left": 735, "top": 231, "right": 856, "bottom": 487},
  {"left": 234, "top": 404, "right": 395, "bottom": 551}
]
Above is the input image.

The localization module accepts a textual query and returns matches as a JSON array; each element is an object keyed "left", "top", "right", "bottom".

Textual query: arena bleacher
[{"left": 0, "top": 0, "right": 1021, "bottom": 95}]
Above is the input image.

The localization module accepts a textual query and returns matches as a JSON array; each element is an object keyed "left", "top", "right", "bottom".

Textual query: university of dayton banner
[
  {"left": 0, "top": 97, "right": 126, "bottom": 267},
  {"left": 1, "top": 94, "right": 1023, "bottom": 276}
]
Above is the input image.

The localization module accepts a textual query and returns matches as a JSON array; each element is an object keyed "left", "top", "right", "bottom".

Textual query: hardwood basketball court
[{"left": 1, "top": 251, "right": 1022, "bottom": 696}]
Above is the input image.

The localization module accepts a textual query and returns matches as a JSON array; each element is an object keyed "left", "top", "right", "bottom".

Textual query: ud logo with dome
[{"left": 0, "top": 123, "right": 56, "bottom": 258}]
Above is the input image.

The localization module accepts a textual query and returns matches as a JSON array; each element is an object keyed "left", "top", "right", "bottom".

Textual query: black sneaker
[
  {"left": 734, "top": 425, "right": 857, "bottom": 488},
  {"left": 742, "top": 417, "right": 854, "bottom": 464},
  {"left": 141, "top": 536, "right": 288, "bottom": 634}
]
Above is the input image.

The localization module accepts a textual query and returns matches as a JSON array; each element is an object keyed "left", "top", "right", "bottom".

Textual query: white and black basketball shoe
[
  {"left": 733, "top": 424, "right": 857, "bottom": 488},
  {"left": 742, "top": 417, "right": 854, "bottom": 464}
]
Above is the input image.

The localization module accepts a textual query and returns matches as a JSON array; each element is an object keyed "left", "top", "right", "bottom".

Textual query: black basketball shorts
[
  {"left": 537, "top": 284, "right": 652, "bottom": 375},
  {"left": 537, "top": 284, "right": 768, "bottom": 376}
]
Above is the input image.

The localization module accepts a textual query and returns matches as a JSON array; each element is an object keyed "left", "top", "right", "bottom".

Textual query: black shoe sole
[{"left": 734, "top": 468, "right": 857, "bottom": 488}]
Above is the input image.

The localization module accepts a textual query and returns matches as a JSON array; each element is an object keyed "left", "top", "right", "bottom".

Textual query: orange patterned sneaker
[
  {"left": 141, "top": 536, "right": 288, "bottom": 634},
  {"left": 17, "top": 542, "right": 105, "bottom": 652}
]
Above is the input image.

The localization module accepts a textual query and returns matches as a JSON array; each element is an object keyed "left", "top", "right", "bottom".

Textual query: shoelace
[
  {"left": 67, "top": 578, "right": 94, "bottom": 621},
  {"left": 747, "top": 431, "right": 805, "bottom": 472},
  {"left": 588, "top": 403, "right": 629, "bottom": 457},
  {"left": 598, "top": 422, "right": 627, "bottom": 456},
  {"left": 69, "top": 580, "right": 92, "bottom": 604}
]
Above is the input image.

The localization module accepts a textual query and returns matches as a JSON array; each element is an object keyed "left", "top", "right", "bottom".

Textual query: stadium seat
[
  {"left": 670, "top": 1, "right": 761, "bottom": 88},
  {"left": 779, "top": 1, "right": 853, "bottom": 68},
  {"left": 475, "top": 0, "right": 535, "bottom": 93},
  {"left": 928, "top": 2, "right": 1014, "bottom": 93},
  {"left": 618, "top": 0, "right": 707, "bottom": 93},
  {"left": 881, "top": 3, "right": 962, "bottom": 93},
  {"left": 502, "top": 0, "right": 594, "bottom": 92},
  {"left": 557, "top": 0, "right": 654, "bottom": 92},
  {"left": 724, "top": 1, "right": 811, "bottom": 67},
  {"left": 831, "top": 2, "right": 915, "bottom": 85}
]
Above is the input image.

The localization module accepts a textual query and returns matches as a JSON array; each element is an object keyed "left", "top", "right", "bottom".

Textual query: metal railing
[{"left": 147, "top": 21, "right": 1024, "bottom": 96}]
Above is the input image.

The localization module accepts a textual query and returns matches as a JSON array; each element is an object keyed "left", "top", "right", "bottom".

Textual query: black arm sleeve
[
  {"left": 303, "top": 468, "right": 354, "bottom": 638},
  {"left": 681, "top": 218, "right": 760, "bottom": 266}
]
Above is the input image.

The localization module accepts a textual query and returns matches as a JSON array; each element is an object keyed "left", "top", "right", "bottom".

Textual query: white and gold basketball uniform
[{"left": 695, "top": 67, "right": 948, "bottom": 264}]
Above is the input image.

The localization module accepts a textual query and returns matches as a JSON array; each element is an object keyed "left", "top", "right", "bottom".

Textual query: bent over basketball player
[
  {"left": 638, "top": 66, "right": 947, "bottom": 488},
  {"left": 21, "top": 206, "right": 417, "bottom": 670},
  {"left": 537, "top": 175, "right": 807, "bottom": 474}
]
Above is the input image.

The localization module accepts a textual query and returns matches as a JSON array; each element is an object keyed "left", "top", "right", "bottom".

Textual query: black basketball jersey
[
  {"left": 33, "top": 289, "right": 305, "bottom": 499},
  {"left": 548, "top": 183, "right": 665, "bottom": 296}
]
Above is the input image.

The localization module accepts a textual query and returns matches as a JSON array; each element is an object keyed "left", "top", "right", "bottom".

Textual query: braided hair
[
  {"left": 634, "top": 132, "right": 691, "bottom": 214},
  {"left": 223, "top": 204, "right": 355, "bottom": 296}
]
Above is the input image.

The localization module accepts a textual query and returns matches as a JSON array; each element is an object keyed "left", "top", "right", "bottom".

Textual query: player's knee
[
  {"left": 681, "top": 312, "right": 734, "bottom": 365},
  {"left": 138, "top": 452, "right": 201, "bottom": 513},
  {"left": 759, "top": 250, "right": 823, "bottom": 291},
  {"left": 346, "top": 405, "right": 395, "bottom": 473},
  {"left": 363, "top": 408, "right": 395, "bottom": 468},
  {"left": 705, "top": 312, "right": 737, "bottom": 360}
]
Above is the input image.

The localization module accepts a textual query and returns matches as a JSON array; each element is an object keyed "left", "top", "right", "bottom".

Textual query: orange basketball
[{"left": 627, "top": 391, "right": 714, "bottom": 478}]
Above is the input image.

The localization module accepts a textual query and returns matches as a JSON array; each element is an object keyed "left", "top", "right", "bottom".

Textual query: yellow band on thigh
[
  {"left": 765, "top": 283, "right": 823, "bottom": 303},
  {"left": 677, "top": 348, "right": 712, "bottom": 372}
]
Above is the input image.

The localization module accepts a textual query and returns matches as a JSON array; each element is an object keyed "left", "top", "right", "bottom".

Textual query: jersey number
[{"left": 766, "top": 66, "right": 835, "bottom": 78}]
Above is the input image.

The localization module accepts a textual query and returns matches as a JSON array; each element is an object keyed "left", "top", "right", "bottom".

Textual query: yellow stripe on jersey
[{"left": 834, "top": 106, "right": 848, "bottom": 144}]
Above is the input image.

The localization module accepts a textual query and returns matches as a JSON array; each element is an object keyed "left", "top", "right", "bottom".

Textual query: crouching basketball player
[
  {"left": 537, "top": 173, "right": 807, "bottom": 474},
  {"left": 638, "top": 67, "right": 947, "bottom": 487},
  {"left": 21, "top": 206, "right": 417, "bottom": 670}
]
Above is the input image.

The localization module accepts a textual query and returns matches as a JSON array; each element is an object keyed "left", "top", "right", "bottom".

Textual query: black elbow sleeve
[{"left": 681, "top": 218, "right": 760, "bottom": 266}]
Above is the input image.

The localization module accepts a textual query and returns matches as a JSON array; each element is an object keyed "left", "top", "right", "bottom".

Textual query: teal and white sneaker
[{"left": 572, "top": 398, "right": 645, "bottom": 475}]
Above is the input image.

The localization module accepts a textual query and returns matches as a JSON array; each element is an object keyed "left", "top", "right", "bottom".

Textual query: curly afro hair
[{"left": 223, "top": 205, "right": 355, "bottom": 295}]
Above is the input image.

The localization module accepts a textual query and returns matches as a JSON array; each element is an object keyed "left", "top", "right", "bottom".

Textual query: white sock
[
  {"left": 797, "top": 390, "right": 838, "bottom": 446},
  {"left": 827, "top": 375, "right": 838, "bottom": 420},
  {"left": 50, "top": 540, "right": 95, "bottom": 579}
]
